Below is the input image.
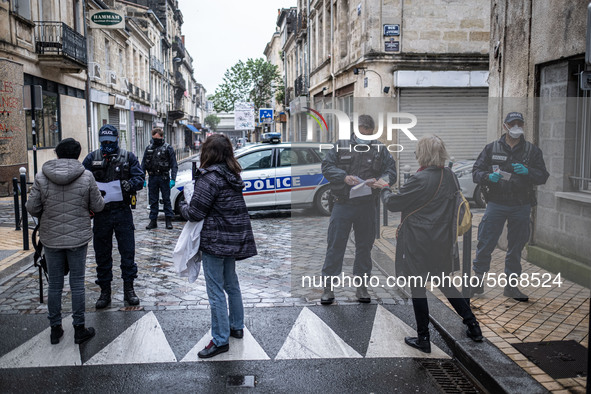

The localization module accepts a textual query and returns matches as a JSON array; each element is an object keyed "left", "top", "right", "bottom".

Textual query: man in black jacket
[
  {"left": 320, "top": 115, "right": 397, "bottom": 304},
  {"left": 471, "top": 112, "right": 549, "bottom": 302},
  {"left": 82, "top": 125, "right": 145, "bottom": 309},
  {"left": 142, "top": 128, "right": 178, "bottom": 230}
]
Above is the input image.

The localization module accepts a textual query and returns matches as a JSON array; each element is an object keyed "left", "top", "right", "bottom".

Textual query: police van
[{"left": 169, "top": 141, "right": 332, "bottom": 216}]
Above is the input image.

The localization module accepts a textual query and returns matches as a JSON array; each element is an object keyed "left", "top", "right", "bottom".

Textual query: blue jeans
[
  {"left": 93, "top": 205, "right": 137, "bottom": 288},
  {"left": 202, "top": 252, "right": 244, "bottom": 347},
  {"left": 45, "top": 244, "right": 88, "bottom": 327},
  {"left": 473, "top": 201, "right": 531, "bottom": 277},
  {"left": 148, "top": 174, "right": 173, "bottom": 220},
  {"left": 322, "top": 200, "right": 376, "bottom": 277}
]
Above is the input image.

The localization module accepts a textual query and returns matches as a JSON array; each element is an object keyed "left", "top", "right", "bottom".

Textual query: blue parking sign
[{"left": 259, "top": 108, "right": 273, "bottom": 123}]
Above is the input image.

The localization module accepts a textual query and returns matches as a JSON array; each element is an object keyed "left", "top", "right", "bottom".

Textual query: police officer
[
  {"left": 82, "top": 124, "right": 145, "bottom": 308},
  {"left": 142, "top": 128, "right": 178, "bottom": 230},
  {"left": 471, "top": 112, "right": 549, "bottom": 302},
  {"left": 320, "top": 114, "right": 397, "bottom": 304}
]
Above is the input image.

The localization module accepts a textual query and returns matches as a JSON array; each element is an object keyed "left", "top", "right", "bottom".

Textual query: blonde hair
[
  {"left": 415, "top": 135, "right": 449, "bottom": 167},
  {"left": 151, "top": 128, "right": 164, "bottom": 137}
]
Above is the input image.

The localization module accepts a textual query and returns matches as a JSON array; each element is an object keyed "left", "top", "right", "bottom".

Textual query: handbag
[{"left": 396, "top": 169, "right": 444, "bottom": 239}]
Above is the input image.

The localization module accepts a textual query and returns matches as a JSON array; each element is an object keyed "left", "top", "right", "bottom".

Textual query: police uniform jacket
[
  {"left": 472, "top": 134, "right": 549, "bottom": 206},
  {"left": 141, "top": 142, "right": 178, "bottom": 180},
  {"left": 381, "top": 166, "right": 458, "bottom": 278},
  {"left": 321, "top": 138, "right": 397, "bottom": 202},
  {"left": 180, "top": 163, "right": 257, "bottom": 260},
  {"left": 26, "top": 159, "right": 105, "bottom": 248}
]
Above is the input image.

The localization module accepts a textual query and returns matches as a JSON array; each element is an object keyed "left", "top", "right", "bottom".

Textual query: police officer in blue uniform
[
  {"left": 471, "top": 112, "right": 549, "bottom": 302},
  {"left": 83, "top": 124, "right": 145, "bottom": 308},
  {"left": 320, "top": 114, "right": 397, "bottom": 304},
  {"left": 142, "top": 128, "right": 178, "bottom": 230}
]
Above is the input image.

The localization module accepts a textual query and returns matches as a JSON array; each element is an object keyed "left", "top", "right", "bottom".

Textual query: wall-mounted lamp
[
  {"left": 173, "top": 57, "right": 182, "bottom": 63},
  {"left": 383, "top": 87, "right": 390, "bottom": 94},
  {"left": 353, "top": 67, "right": 366, "bottom": 75}
]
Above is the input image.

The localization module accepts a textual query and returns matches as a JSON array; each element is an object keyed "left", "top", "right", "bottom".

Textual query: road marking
[
  {"left": 181, "top": 326, "right": 269, "bottom": 362},
  {"left": 85, "top": 312, "right": 177, "bottom": 365},
  {"left": 275, "top": 307, "right": 362, "bottom": 360},
  {"left": 0, "top": 316, "right": 82, "bottom": 368},
  {"left": 365, "top": 305, "right": 450, "bottom": 359}
]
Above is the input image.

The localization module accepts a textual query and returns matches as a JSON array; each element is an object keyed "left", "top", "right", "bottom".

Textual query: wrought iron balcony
[
  {"left": 294, "top": 75, "right": 307, "bottom": 97},
  {"left": 150, "top": 55, "right": 164, "bottom": 75},
  {"left": 34, "top": 21, "right": 87, "bottom": 70}
]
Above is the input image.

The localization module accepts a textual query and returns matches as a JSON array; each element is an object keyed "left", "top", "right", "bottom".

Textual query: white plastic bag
[{"left": 172, "top": 180, "right": 203, "bottom": 283}]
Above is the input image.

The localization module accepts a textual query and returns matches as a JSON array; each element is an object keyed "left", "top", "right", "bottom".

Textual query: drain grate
[{"left": 419, "top": 360, "right": 481, "bottom": 393}]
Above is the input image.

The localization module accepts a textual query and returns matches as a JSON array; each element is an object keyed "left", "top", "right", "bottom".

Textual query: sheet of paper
[
  {"left": 349, "top": 177, "right": 373, "bottom": 199},
  {"left": 96, "top": 180, "right": 124, "bottom": 204},
  {"left": 498, "top": 170, "right": 512, "bottom": 180}
]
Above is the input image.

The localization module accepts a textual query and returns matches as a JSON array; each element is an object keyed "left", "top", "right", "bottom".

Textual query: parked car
[
  {"left": 169, "top": 141, "right": 333, "bottom": 216},
  {"left": 452, "top": 160, "right": 486, "bottom": 208}
]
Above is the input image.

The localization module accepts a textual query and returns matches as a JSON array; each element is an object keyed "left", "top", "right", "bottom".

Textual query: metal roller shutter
[
  {"left": 398, "top": 88, "right": 488, "bottom": 173},
  {"left": 108, "top": 108, "right": 120, "bottom": 130}
]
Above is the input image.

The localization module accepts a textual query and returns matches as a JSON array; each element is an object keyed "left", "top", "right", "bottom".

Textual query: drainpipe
[{"left": 83, "top": 0, "right": 92, "bottom": 153}]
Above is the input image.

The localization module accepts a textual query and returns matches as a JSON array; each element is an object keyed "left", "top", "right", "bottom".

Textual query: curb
[{"left": 0, "top": 252, "right": 34, "bottom": 288}]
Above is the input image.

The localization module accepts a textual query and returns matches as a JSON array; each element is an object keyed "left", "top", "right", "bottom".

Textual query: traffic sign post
[{"left": 259, "top": 108, "right": 273, "bottom": 124}]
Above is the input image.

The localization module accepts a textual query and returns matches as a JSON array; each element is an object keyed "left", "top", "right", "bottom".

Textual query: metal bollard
[
  {"left": 13, "top": 177, "right": 20, "bottom": 231},
  {"left": 19, "top": 168, "right": 28, "bottom": 251}
]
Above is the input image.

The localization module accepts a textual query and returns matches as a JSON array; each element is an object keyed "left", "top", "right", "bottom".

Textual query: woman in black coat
[
  {"left": 180, "top": 134, "right": 257, "bottom": 359},
  {"left": 374, "top": 136, "right": 483, "bottom": 353}
]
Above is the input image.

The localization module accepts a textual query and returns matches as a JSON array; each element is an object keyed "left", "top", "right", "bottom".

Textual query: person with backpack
[
  {"left": 179, "top": 134, "right": 257, "bottom": 358},
  {"left": 142, "top": 128, "right": 178, "bottom": 230},
  {"left": 319, "top": 114, "right": 397, "bottom": 305},
  {"left": 471, "top": 112, "right": 549, "bottom": 302},
  {"left": 82, "top": 124, "right": 145, "bottom": 309},
  {"left": 26, "top": 138, "right": 105, "bottom": 345},
  {"left": 373, "top": 135, "right": 483, "bottom": 353}
]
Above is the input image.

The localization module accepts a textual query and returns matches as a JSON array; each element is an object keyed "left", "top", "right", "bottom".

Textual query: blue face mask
[{"left": 100, "top": 141, "right": 118, "bottom": 154}]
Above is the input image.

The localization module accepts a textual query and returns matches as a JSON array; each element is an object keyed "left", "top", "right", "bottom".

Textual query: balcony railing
[
  {"left": 294, "top": 75, "right": 307, "bottom": 97},
  {"left": 34, "top": 21, "right": 87, "bottom": 65},
  {"left": 150, "top": 55, "right": 164, "bottom": 75}
]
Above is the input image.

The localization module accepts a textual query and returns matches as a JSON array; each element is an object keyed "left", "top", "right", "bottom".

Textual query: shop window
[
  {"left": 571, "top": 62, "right": 591, "bottom": 192},
  {"left": 26, "top": 91, "right": 61, "bottom": 149}
]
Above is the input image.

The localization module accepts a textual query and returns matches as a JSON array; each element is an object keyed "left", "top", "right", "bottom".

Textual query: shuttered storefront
[
  {"left": 108, "top": 108, "right": 120, "bottom": 130},
  {"left": 397, "top": 88, "right": 489, "bottom": 172}
]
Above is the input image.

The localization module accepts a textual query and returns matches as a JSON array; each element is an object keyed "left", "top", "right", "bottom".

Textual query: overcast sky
[{"left": 177, "top": 0, "right": 296, "bottom": 95}]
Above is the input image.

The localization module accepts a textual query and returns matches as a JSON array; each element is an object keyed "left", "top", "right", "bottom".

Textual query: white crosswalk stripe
[
  {"left": 275, "top": 307, "right": 362, "bottom": 360},
  {"left": 181, "top": 326, "right": 270, "bottom": 362},
  {"left": 365, "top": 305, "right": 450, "bottom": 359},
  {"left": 0, "top": 316, "right": 82, "bottom": 369},
  {"left": 85, "top": 312, "right": 177, "bottom": 365}
]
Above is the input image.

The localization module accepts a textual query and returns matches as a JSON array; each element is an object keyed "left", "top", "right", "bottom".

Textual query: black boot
[
  {"left": 404, "top": 335, "right": 431, "bottom": 353},
  {"left": 124, "top": 282, "right": 140, "bottom": 305},
  {"left": 466, "top": 321, "right": 483, "bottom": 342},
  {"left": 165, "top": 217, "right": 173, "bottom": 229},
  {"left": 95, "top": 286, "right": 111, "bottom": 309},
  {"left": 50, "top": 325, "right": 64, "bottom": 345},
  {"left": 146, "top": 220, "right": 157, "bottom": 230},
  {"left": 74, "top": 325, "right": 95, "bottom": 344}
]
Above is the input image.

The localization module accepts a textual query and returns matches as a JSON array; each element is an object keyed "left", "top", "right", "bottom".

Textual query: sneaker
[
  {"left": 466, "top": 321, "right": 483, "bottom": 342},
  {"left": 198, "top": 340, "right": 229, "bottom": 359},
  {"left": 320, "top": 287, "right": 335, "bottom": 305},
  {"left": 50, "top": 325, "right": 64, "bottom": 345},
  {"left": 404, "top": 336, "right": 431, "bottom": 353},
  {"left": 356, "top": 285, "right": 371, "bottom": 303},
  {"left": 503, "top": 285, "right": 529, "bottom": 302}
]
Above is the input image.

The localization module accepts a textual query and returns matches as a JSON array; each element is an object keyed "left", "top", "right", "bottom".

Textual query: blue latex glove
[
  {"left": 170, "top": 179, "right": 175, "bottom": 189},
  {"left": 489, "top": 172, "right": 502, "bottom": 183},
  {"left": 143, "top": 180, "right": 147, "bottom": 188},
  {"left": 512, "top": 163, "right": 529, "bottom": 175}
]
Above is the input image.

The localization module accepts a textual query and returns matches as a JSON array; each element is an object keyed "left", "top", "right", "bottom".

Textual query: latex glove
[
  {"left": 488, "top": 172, "right": 502, "bottom": 183},
  {"left": 512, "top": 163, "right": 529, "bottom": 175},
  {"left": 170, "top": 179, "right": 176, "bottom": 189},
  {"left": 143, "top": 180, "right": 147, "bottom": 188},
  {"left": 121, "top": 180, "right": 132, "bottom": 193}
]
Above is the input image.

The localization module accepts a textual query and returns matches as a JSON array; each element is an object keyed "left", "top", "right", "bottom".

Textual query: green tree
[
  {"left": 212, "top": 58, "right": 283, "bottom": 113},
  {"left": 204, "top": 114, "right": 220, "bottom": 131}
]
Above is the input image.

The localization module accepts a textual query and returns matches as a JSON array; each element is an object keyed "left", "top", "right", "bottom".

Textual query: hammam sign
[{"left": 89, "top": 10, "right": 125, "bottom": 29}]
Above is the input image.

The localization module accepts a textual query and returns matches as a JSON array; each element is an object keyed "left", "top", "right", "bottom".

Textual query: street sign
[
  {"left": 385, "top": 40, "right": 400, "bottom": 52},
  {"left": 89, "top": 10, "right": 125, "bottom": 29},
  {"left": 384, "top": 24, "right": 400, "bottom": 37},
  {"left": 234, "top": 102, "right": 255, "bottom": 130},
  {"left": 259, "top": 108, "right": 273, "bottom": 123}
]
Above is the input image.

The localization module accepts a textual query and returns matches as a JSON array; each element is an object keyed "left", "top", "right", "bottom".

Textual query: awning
[{"left": 186, "top": 124, "right": 200, "bottom": 133}]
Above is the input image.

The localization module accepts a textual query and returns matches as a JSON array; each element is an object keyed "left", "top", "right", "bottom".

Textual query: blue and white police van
[{"left": 169, "top": 141, "right": 332, "bottom": 216}]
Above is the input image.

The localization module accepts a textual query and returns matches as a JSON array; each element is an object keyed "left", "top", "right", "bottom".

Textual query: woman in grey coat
[
  {"left": 26, "top": 138, "right": 104, "bottom": 345},
  {"left": 374, "top": 136, "right": 482, "bottom": 353}
]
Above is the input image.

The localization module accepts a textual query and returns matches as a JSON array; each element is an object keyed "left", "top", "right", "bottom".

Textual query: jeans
[
  {"left": 45, "top": 244, "right": 88, "bottom": 327},
  {"left": 473, "top": 201, "right": 531, "bottom": 277},
  {"left": 322, "top": 200, "right": 376, "bottom": 278},
  {"left": 410, "top": 285, "right": 476, "bottom": 337},
  {"left": 148, "top": 174, "right": 174, "bottom": 220},
  {"left": 93, "top": 205, "right": 138, "bottom": 288},
  {"left": 202, "top": 252, "right": 244, "bottom": 347}
]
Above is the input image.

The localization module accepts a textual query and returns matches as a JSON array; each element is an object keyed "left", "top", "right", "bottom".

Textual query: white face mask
[{"left": 505, "top": 123, "right": 524, "bottom": 138}]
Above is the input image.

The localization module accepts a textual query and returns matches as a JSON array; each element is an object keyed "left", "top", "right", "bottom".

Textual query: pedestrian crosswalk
[{"left": 0, "top": 305, "right": 451, "bottom": 369}]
